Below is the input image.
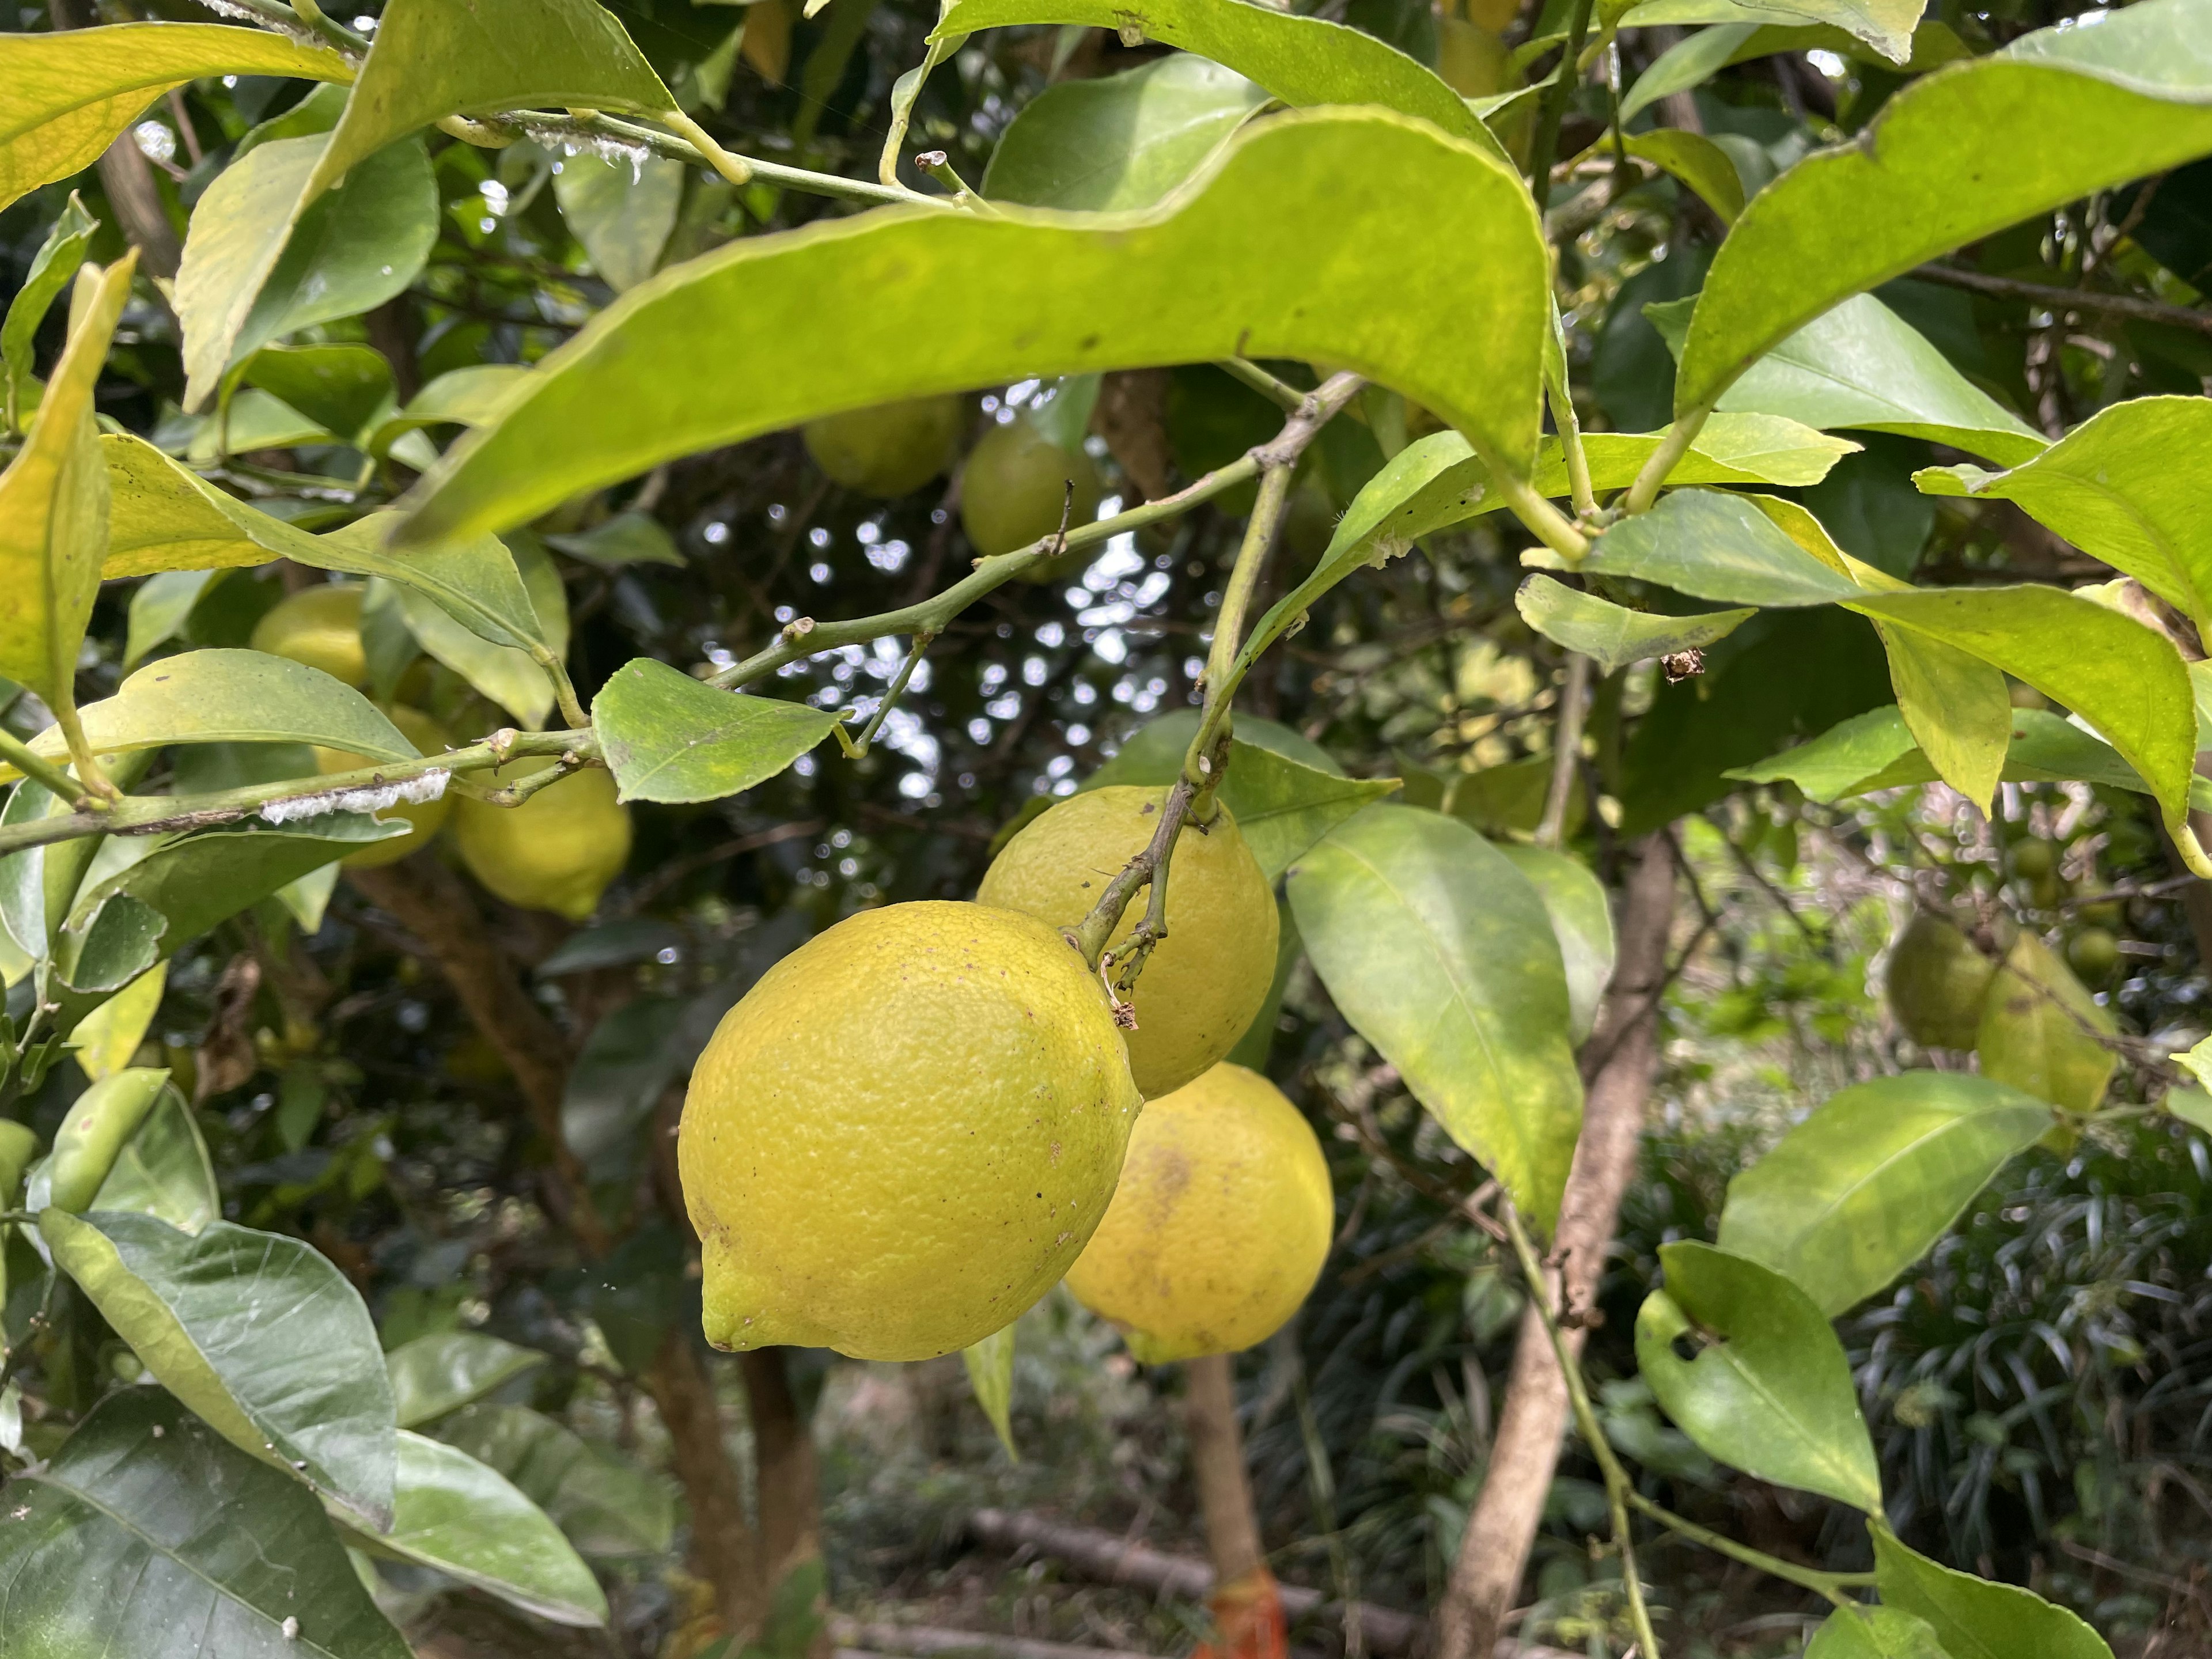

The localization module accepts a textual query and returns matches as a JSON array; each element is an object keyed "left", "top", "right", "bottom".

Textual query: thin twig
[
  {"left": 1536, "top": 655, "right": 1590, "bottom": 850},
  {"left": 1213, "top": 357, "right": 1305, "bottom": 412},
  {"left": 1912, "top": 263, "right": 2212, "bottom": 338}
]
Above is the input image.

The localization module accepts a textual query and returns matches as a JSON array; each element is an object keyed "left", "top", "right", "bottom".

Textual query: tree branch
[{"left": 1913, "top": 262, "right": 2212, "bottom": 338}]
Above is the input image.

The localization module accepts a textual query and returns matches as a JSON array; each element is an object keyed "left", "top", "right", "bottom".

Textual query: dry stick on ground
[
  {"left": 1433, "top": 831, "right": 1680, "bottom": 1659},
  {"left": 345, "top": 851, "right": 776, "bottom": 1639}
]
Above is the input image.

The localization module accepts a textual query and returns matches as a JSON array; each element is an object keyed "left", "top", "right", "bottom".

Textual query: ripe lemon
[
  {"left": 679, "top": 900, "right": 1142, "bottom": 1359},
  {"left": 1065, "top": 1063, "right": 1332, "bottom": 1362},
  {"left": 1885, "top": 911, "right": 1996, "bottom": 1051},
  {"left": 803, "top": 395, "right": 963, "bottom": 497},
  {"left": 978, "top": 787, "right": 1277, "bottom": 1097},
  {"left": 960, "top": 419, "right": 1104, "bottom": 578},
  {"left": 313, "top": 704, "right": 453, "bottom": 869},
  {"left": 450, "top": 760, "right": 631, "bottom": 921},
  {"left": 250, "top": 584, "right": 369, "bottom": 687}
]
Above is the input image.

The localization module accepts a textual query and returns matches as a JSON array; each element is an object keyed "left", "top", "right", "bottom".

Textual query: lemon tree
[{"left": 1, "top": 0, "right": 2207, "bottom": 1655}]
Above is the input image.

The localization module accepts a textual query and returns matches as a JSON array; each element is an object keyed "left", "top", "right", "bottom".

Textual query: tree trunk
[
  {"left": 1185, "top": 1353, "right": 1286, "bottom": 1659},
  {"left": 344, "top": 851, "right": 767, "bottom": 1637},
  {"left": 1433, "top": 832, "right": 1678, "bottom": 1659}
]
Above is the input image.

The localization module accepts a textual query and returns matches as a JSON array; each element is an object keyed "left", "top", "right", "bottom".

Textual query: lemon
[
  {"left": 1885, "top": 911, "right": 1995, "bottom": 1051},
  {"left": 250, "top": 584, "right": 369, "bottom": 687},
  {"left": 978, "top": 787, "right": 1277, "bottom": 1097},
  {"left": 450, "top": 759, "right": 631, "bottom": 921},
  {"left": 1435, "top": 17, "right": 1519, "bottom": 97},
  {"left": 314, "top": 705, "right": 453, "bottom": 869},
  {"left": 1065, "top": 1063, "right": 1332, "bottom": 1362},
  {"left": 803, "top": 396, "right": 963, "bottom": 497},
  {"left": 679, "top": 900, "right": 1142, "bottom": 1359},
  {"left": 960, "top": 419, "right": 1104, "bottom": 578}
]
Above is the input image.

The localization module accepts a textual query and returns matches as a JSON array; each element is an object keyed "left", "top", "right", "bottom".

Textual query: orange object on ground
[{"left": 1193, "top": 1566, "right": 1289, "bottom": 1659}]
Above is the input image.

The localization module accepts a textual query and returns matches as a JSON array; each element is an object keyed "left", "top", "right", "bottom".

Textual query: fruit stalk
[{"left": 0, "top": 724, "right": 107, "bottom": 813}]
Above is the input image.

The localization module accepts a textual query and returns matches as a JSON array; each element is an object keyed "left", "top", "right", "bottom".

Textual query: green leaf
[
  {"left": 554, "top": 150, "right": 687, "bottom": 292},
  {"left": 308, "top": 0, "right": 672, "bottom": 206},
  {"left": 1086, "top": 707, "right": 1342, "bottom": 780},
  {"left": 185, "top": 388, "right": 335, "bottom": 463},
  {"left": 242, "top": 344, "right": 396, "bottom": 448},
  {"left": 1804, "top": 1606, "right": 1951, "bottom": 1659},
  {"left": 0, "top": 255, "right": 132, "bottom": 716},
  {"left": 963, "top": 1322, "right": 1018, "bottom": 1457},
  {"left": 345, "top": 1430, "right": 608, "bottom": 1627},
  {"left": 1716, "top": 1071, "right": 2054, "bottom": 1315},
  {"left": 1851, "top": 583, "right": 2199, "bottom": 840},
  {"left": 396, "top": 111, "right": 1550, "bottom": 546},
  {"left": 176, "top": 132, "right": 438, "bottom": 411},
  {"left": 1622, "top": 128, "right": 1747, "bottom": 224},
  {"left": 366, "top": 363, "right": 529, "bottom": 457},
  {"left": 1675, "top": 0, "right": 2212, "bottom": 416},
  {"left": 984, "top": 52, "right": 1267, "bottom": 211},
  {"left": 397, "top": 584, "right": 554, "bottom": 728},
  {"left": 1873, "top": 1523, "right": 2116, "bottom": 1659},
  {"left": 1493, "top": 845, "right": 1614, "bottom": 1046},
  {"left": 0, "top": 22, "right": 351, "bottom": 215},
  {"left": 1622, "top": 0, "right": 1923, "bottom": 67},
  {"left": 1635, "top": 1241, "right": 1882, "bottom": 1511},
  {"left": 1289, "top": 805, "right": 1582, "bottom": 1226},
  {"left": 430, "top": 1402, "right": 678, "bottom": 1560},
  {"left": 1582, "top": 489, "right": 1866, "bottom": 607},
  {"left": 123, "top": 567, "right": 219, "bottom": 670},
  {"left": 593, "top": 657, "right": 843, "bottom": 804},
  {"left": 1213, "top": 747, "right": 1400, "bottom": 883},
  {"left": 1728, "top": 703, "right": 2212, "bottom": 810},
  {"left": 1915, "top": 395, "right": 2212, "bottom": 633},
  {"left": 63, "top": 817, "right": 402, "bottom": 985},
  {"left": 0, "top": 1387, "right": 410, "bottom": 1659},
  {"left": 560, "top": 991, "right": 706, "bottom": 1177},
  {"left": 2, "top": 192, "right": 96, "bottom": 432},
  {"left": 1236, "top": 416, "right": 1850, "bottom": 682},
  {"left": 3, "top": 649, "right": 418, "bottom": 780},
  {"left": 89, "top": 1079, "right": 221, "bottom": 1235},
  {"left": 1877, "top": 619, "right": 2010, "bottom": 816},
  {"left": 1620, "top": 23, "right": 1759, "bottom": 123},
  {"left": 1515, "top": 575, "right": 1755, "bottom": 677},
  {"left": 544, "top": 511, "right": 685, "bottom": 570},
  {"left": 1976, "top": 934, "right": 2116, "bottom": 1115},
  {"left": 2168, "top": 1086, "right": 2212, "bottom": 1135},
  {"left": 386, "top": 1332, "right": 550, "bottom": 1429},
  {"left": 935, "top": 0, "right": 1507, "bottom": 163},
  {"left": 40, "top": 1210, "right": 397, "bottom": 1529},
  {"left": 1649, "top": 291, "right": 2048, "bottom": 467}
]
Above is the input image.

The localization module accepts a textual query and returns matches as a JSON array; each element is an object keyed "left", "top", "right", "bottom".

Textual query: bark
[
  {"left": 344, "top": 852, "right": 767, "bottom": 1635},
  {"left": 1433, "top": 832, "right": 1679, "bottom": 1659},
  {"left": 741, "top": 1347, "right": 823, "bottom": 1583},
  {"left": 1093, "top": 369, "right": 1175, "bottom": 502},
  {"left": 48, "top": 0, "right": 184, "bottom": 278}
]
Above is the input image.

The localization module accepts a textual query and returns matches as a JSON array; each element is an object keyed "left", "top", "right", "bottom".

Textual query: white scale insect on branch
[{"left": 256, "top": 771, "right": 450, "bottom": 825}]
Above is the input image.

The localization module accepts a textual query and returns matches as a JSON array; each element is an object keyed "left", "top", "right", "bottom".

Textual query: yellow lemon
[
  {"left": 1885, "top": 911, "right": 1996, "bottom": 1051},
  {"left": 450, "top": 759, "right": 631, "bottom": 921},
  {"left": 250, "top": 584, "right": 369, "bottom": 687},
  {"left": 1065, "top": 1063, "right": 1332, "bottom": 1362},
  {"left": 802, "top": 395, "right": 963, "bottom": 497},
  {"left": 978, "top": 787, "right": 1277, "bottom": 1097},
  {"left": 679, "top": 900, "right": 1142, "bottom": 1359},
  {"left": 313, "top": 705, "right": 453, "bottom": 869},
  {"left": 960, "top": 419, "right": 1104, "bottom": 578}
]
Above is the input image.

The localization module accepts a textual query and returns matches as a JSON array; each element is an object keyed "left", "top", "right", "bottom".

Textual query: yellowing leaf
[
  {"left": 0, "top": 22, "right": 350, "bottom": 214},
  {"left": 0, "top": 253, "right": 134, "bottom": 725}
]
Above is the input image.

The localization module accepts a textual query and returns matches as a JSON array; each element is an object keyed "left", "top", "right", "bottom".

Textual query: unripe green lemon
[
  {"left": 802, "top": 396, "right": 963, "bottom": 497},
  {"left": 960, "top": 419, "right": 1104, "bottom": 578},
  {"left": 250, "top": 584, "right": 368, "bottom": 688},
  {"left": 1978, "top": 934, "right": 2115, "bottom": 1113},
  {"left": 978, "top": 787, "right": 1277, "bottom": 1097},
  {"left": 1885, "top": 911, "right": 1996, "bottom": 1051},
  {"left": 1065, "top": 1062, "right": 1332, "bottom": 1362},
  {"left": 2010, "top": 839, "right": 2056, "bottom": 882},
  {"left": 1281, "top": 478, "right": 1337, "bottom": 565},
  {"left": 679, "top": 900, "right": 1142, "bottom": 1359},
  {"left": 450, "top": 759, "right": 631, "bottom": 921},
  {"left": 2067, "top": 925, "right": 2120, "bottom": 983},
  {"left": 314, "top": 704, "right": 454, "bottom": 869}
]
